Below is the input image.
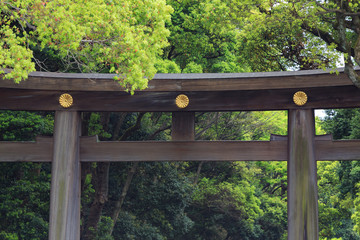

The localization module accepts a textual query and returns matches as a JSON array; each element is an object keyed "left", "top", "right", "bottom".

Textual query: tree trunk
[
  {"left": 82, "top": 162, "right": 110, "bottom": 240},
  {"left": 337, "top": 12, "right": 360, "bottom": 88},
  {"left": 81, "top": 112, "right": 129, "bottom": 239},
  {"left": 109, "top": 162, "right": 139, "bottom": 235},
  {"left": 194, "top": 161, "right": 204, "bottom": 185}
]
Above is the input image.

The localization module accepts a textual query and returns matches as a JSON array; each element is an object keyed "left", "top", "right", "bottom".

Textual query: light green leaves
[{"left": 0, "top": 0, "right": 173, "bottom": 93}]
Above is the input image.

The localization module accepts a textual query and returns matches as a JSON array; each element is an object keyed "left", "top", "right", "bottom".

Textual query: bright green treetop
[{"left": 0, "top": 0, "right": 173, "bottom": 92}]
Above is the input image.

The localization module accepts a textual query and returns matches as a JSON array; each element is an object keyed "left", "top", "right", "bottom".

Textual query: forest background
[{"left": 1, "top": 0, "right": 360, "bottom": 239}]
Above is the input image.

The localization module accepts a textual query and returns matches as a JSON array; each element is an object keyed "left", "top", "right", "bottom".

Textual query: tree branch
[
  {"left": 315, "top": 2, "right": 360, "bottom": 17},
  {"left": 109, "top": 162, "right": 139, "bottom": 235},
  {"left": 119, "top": 112, "right": 145, "bottom": 141},
  {"left": 338, "top": 12, "right": 360, "bottom": 88},
  {"left": 145, "top": 125, "right": 171, "bottom": 140},
  {"left": 300, "top": 21, "right": 355, "bottom": 56}
]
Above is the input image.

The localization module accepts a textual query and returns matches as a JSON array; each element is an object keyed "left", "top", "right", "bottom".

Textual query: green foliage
[
  {"left": 88, "top": 113, "right": 112, "bottom": 139},
  {"left": 256, "top": 161, "right": 287, "bottom": 197},
  {"left": 319, "top": 109, "right": 360, "bottom": 239},
  {"left": 113, "top": 211, "right": 165, "bottom": 240},
  {"left": 182, "top": 62, "right": 203, "bottom": 73},
  {"left": 94, "top": 216, "right": 114, "bottom": 240},
  {"left": 154, "top": 59, "right": 181, "bottom": 73},
  {"left": 164, "top": 0, "right": 251, "bottom": 73},
  {"left": 0, "top": 111, "right": 53, "bottom": 239},
  {"left": 193, "top": 177, "right": 262, "bottom": 223},
  {"left": 0, "top": 0, "right": 173, "bottom": 92},
  {"left": 353, "top": 183, "right": 360, "bottom": 234},
  {"left": 185, "top": 111, "right": 289, "bottom": 239},
  {"left": 186, "top": 161, "right": 287, "bottom": 240},
  {"left": 109, "top": 162, "right": 194, "bottom": 239},
  {"left": 0, "top": 111, "right": 53, "bottom": 141},
  {"left": 257, "top": 195, "right": 287, "bottom": 240},
  {"left": 164, "top": 0, "right": 350, "bottom": 73},
  {"left": 195, "top": 111, "right": 287, "bottom": 141},
  {"left": 0, "top": 170, "right": 50, "bottom": 240},
  {"left": 0, "top": 232, "right": 18, "bottom": 240},
  {"left": 322, "top": 109, "right": 360, "bottom": 140}
]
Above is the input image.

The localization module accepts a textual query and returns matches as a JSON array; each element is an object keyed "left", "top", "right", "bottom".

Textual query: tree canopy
[
  {"left": 1, "top": 0, "right": 360, "bottom": 89},
  {"left": 0, "top": 0, "right": 172, "bottom": 92}
]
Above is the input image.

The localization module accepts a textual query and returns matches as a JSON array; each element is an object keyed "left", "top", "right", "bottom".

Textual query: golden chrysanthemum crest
[
  {"left": 59, "top": 93, "right": 73, "bottom": 108},
  {"left": 175, "top": 94, "right": 189, "bottom": 109},
  {"left": 293, "top": 91, "right": 308, "bottom": 106}
]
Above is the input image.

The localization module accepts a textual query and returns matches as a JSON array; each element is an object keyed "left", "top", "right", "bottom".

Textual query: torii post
[{"left": 1, "top": 69, "right": 360, "bottom": 240}]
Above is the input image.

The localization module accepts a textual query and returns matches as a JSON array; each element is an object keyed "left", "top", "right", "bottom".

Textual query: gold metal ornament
[
  {"left": 175, "top": 94, "right": 189, "bottom": 109},
  {"left": 293, "top": 91, "right": 308, "bottom": 106},
  {"left": 59, "top": 93, "right": 73, "bottom": 108}
]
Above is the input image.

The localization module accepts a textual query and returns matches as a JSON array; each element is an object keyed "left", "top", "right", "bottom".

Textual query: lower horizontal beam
[
  {"left": 80, "top": 137, "right": 287, "bottom": 162},
  {"left": 316, "top": 140, "right": 360, "bottom": 161},
  {"left": 79, "top": 137, "right": 360, "bottom": 162},
  {"left": 1, "top": 137, "right": 360, "bottom": 162},
  {"left": 0, "top": 137, "right": 53, "bottom": 162}
]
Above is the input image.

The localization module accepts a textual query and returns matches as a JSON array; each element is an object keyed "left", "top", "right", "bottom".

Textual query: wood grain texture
[
  {"left": 172, "top": 112, "right": 195, "bottom": 141},
  {"left": 0, "top": 137, "right": 52, "bottom": 162},
  {"left": 288, "top": 109, "right": 319, "bottom": 240},
  {"left": 316, "top": 140, "right": 360, "bottom": 161},
  {"left": 80, "top": 137, "right": 287, "bottom": 162},
  {"left": 49, "top": 111, "right": 81, "bottom": 240},
  {"left": 1, "top": 136, "right": 360, "bottom": 162},
  {"left": 0, "top": 68, "right": 357, "bottom": 92},
  {"left": 2, "top": 86, "right": 360, "bottom": 112}
]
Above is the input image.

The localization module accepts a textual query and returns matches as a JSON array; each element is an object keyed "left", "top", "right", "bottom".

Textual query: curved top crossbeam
[
  {"left": 0, "top": 68, "right": 359, "bottom": 111},
  {"left": 0, "top": 68, "right": 356, "bottom": 91}
]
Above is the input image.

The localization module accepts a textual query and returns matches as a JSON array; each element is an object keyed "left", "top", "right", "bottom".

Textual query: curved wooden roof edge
[{"left": 1, "top": 68, "right": 358, "bottom": 92}]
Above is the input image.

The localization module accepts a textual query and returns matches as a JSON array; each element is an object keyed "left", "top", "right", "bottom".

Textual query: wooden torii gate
[{"left": 1, "top": 69, "right": 360, "bottom": 239}]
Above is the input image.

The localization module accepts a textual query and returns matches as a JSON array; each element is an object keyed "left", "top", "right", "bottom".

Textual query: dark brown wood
[
  {"left": 1, "top": 68, "right": 357, "bottom": 92},
  {"left": 172, "top": 112, "right": 195, "bottom": 140},
  {"left": 49, "top": 111, "right": 81, "bottom": 240},
  {"left": 2, "top": 86, "right": 360, "bottom": 112},
  {"left": 80, "top": 136, "right": 287, "bottom": 162},
  {"left": 271, "top": 134, "right": 333, "bottom": 141},
  {"left": 0, "top": 136, "right": 52, "bottom": 162},
  {"left": 316, "top": 140, "right": 360, "bottom": 161},
  {"left": 1, "top": 136, "right": 360, "bottom": 162},
  {"left": 1, "top": 135, "right": 360, "bottom": 162},
  {"left": 288, "top": 109, "right": 318, "bottom": 240}
]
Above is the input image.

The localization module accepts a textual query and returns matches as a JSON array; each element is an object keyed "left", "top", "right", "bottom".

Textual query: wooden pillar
[
  {"left": 172, "top": 112, "right": 195, "bottom": 141},
  {"left": 49, "top": 111, "right": 81, "bottom": 240},
  {"left": 288, "top": 109, "right": 318, "bottom": 240}
]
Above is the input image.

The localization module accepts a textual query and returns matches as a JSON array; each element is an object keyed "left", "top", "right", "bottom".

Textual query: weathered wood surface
[
  {"left": 2, "top": 86, "right": 360, "bottom": 111},
  {"left": 316, "top": 140, "right": 360, "bottom": 161},
  {"left": 49, "top": 111, "right": 81, "bottom": 240},
  {"left": 1, "top": 136, "right": 360, "bottom": 162},
  {"left": 0, "top": 68, "right": 357, "bottom": 92},
  {"left": 270, "top": 134, "right": 333, "bottom": 141},
  {"left": 172, "top": 112, "right": 195, "bottom": 141},
  {"left": 0, "top": 136, "right": 52, "bottom": 162},
  {"left": 288, "top": 109, "right": 318, "bottom": 240},
  {"left": 79, "top": 137, "right": 287, "bottom": 162}
]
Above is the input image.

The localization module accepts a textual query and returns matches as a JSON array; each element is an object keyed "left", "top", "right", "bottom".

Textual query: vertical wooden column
[
  {"left": 49, "top": 111, "right": 81, "bottom": 240},
  {"left": 172, "top": 112, "right": 195, "bottom": 141},
  {"left": 288, "top": 109, "right": 318, "bottom": 240}
]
